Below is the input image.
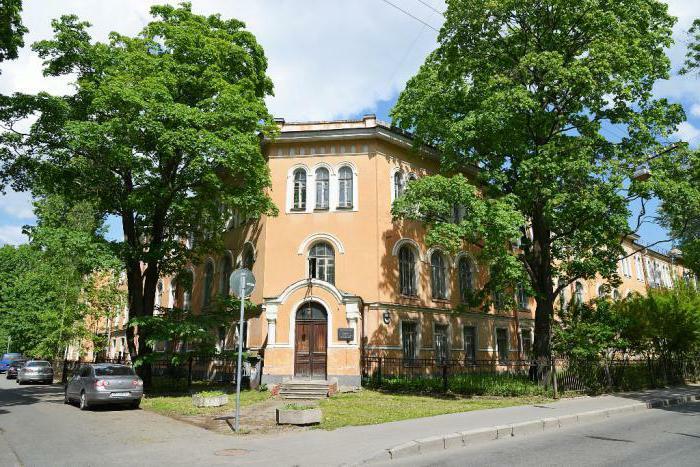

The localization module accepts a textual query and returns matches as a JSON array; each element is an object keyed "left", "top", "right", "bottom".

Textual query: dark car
[
  {"left": 6, "top": 360, "right": 26, "bottom": 379},
  {"left": 17, "top": 360, "right": 54, "bottom": 384},
  {"left": 64, "top": 364, "right": 143, "bottom": 410},
  {"left": 0, "top": 353, "right": 24, "bottom": 373}
]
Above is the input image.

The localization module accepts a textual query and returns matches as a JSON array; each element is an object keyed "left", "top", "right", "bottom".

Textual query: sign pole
[{"left": 234, "top": 271, "right": 246, "bottom": 432}]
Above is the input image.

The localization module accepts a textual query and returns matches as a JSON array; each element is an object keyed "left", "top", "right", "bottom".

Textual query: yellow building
[{"left": 153, "top": 116, "right": 696, "bottom": 387}]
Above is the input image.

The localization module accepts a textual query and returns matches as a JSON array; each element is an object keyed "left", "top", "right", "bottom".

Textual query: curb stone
[{"left": 371, "top": 391, "right": 700, "bottom": 463}]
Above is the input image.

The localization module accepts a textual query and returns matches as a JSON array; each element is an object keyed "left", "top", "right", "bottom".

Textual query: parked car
[
  {"left": 17, "top": 360, "right": 54, "bottom": 385},
  {"left": 0, "top": 353, "right": 24, "bottom": 373},
  {"left": 6, "top": 360, "right": 26, "bottom": 379},
  {"left": 64, "top": 364, "right": 143, "bottom": 410}
]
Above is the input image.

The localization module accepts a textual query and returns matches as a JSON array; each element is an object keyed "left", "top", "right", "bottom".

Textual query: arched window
[
  {"left": 296, "top": 301, "right": 327, "bottom": 320},
  {"left": 574, "top": 282, "right": 584, "bottom": 305},
  {"left": 393, "top": 171, "right": 404, "bottom": 199},
  {"left": 431, "top": 251, "right": 447, "bottom": 299},
  {"left": 315, "top": 167, "right": 330, "bottom": 210},
  {"left": 292, "top": 168, "right": 307, "bottom": 210},
  {"left": 175, "top": 270, "right": 193, "bottom": 311},
  {"left": 399, "top": 245, "right": 417, "bottom": 296},
  {"left": 219, "top": 254, "right": 233, "bottom": 296},
  {"left": 155, "top": 280, "right": 163, "bottom": 308},
  {"left": 242, "top": 243, "right": 255, "bottom": 270},
  {"left": 613, "top": 289, "right": 621, "bottom": 300},
  {"left": 338, "top": 166, "right": 353, "bottom": 209},
  {"left": 458, "top": 256, "right": 474, "bottom": 303},
  {"left": 203, "top": 261, "right": 214, "bottom": 308},
  {"left": 597, "top": 284, "right": 607, "bottom": 298},
  {"left": 309, "top": 242, "right": 335, "bottom": 284}
]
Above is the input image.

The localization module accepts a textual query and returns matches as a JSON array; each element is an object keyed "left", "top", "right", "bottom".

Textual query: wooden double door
[{"left": 294, "top": 302, "right": 327, "bottom": 379}]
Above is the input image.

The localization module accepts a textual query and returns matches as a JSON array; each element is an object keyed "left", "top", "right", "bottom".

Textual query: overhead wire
[{"left": 379, "top": 0, "right": 440, "bottom": 32}]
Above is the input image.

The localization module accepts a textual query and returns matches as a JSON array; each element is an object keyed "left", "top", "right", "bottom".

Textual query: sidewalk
[{"left": 227, "top": 385, "right": 700, "bottom": 466}]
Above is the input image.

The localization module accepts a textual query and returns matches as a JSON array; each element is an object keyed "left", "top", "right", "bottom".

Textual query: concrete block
[
  {"left": 443, "top": 432, "right": 464, "bottom": 449},
  {"left": 606, "top": 405, "right": 638, "bottom": 417},
  {"left": 460, "top": 427, "right": 497, "bottom": 445},
  {"left": 495, "top": 425, "right": 513, "bottom": 439},
  {"left": 511, "top": 420, "right": 544, "bottom": 437},
  {"left": 557, "top": 414, "right": 578, "bottom": 428},
  {"left": 388, "top": 441, "right": 420, "bottom": 460},
  {"left": 416, "top": 435, "right": 445, "bottom": 453},
  {"left": 542, "top": 417, "right": 560, "bottom": 431},
  {"left": 577, "top": 409, "right": 609, "bottom": 424},
  {"left": 276, "top": 408, "right": 321, "bottom": 425}
]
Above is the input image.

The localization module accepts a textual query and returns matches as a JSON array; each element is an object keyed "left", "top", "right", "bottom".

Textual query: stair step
[
  {"left": 280, "top": 390, "right": 328, "bottom": 395},
  {"left": 281, "top": 394, "right": 326, "bottom": 400}
]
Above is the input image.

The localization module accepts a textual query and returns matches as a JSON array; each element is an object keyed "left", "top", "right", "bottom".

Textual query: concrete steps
[{"left": 279, "top": 380, "right": 329, "bottom": 399}]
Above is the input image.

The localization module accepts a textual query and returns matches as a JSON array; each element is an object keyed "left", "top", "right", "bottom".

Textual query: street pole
[{"left": 234, "top": 271, "right": 246, "bottom": 432}]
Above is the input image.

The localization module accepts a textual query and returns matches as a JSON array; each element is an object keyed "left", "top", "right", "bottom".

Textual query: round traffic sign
[{"left": 230, "top": 268, "right": 256, "bottom": 298}]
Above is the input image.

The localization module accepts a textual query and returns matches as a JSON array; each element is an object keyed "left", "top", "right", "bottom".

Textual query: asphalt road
[{"left": 384, "top": 401, "right": 700, "bottom": 467}]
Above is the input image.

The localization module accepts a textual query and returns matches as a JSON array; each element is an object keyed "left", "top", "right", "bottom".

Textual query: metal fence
[{"left": 54, "top": 355, "right": 254, "bottom": 393}]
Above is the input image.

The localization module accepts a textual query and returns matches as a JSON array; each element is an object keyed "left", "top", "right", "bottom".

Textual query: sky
[{"left": 0, "top": 0, "right": 699, "bottom": 250}]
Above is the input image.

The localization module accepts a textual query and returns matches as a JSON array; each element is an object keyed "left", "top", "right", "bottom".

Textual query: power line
[
  {"left": 415, "top": 0, "right": 444, "bottom": 17},
  {"left": 379, "top": 0, "right": 440, "bottom": 32}
]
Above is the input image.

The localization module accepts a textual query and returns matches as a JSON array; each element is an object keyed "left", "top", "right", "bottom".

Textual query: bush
[{"left": 365, "top": 373, "right": 549, "bottom": 397}]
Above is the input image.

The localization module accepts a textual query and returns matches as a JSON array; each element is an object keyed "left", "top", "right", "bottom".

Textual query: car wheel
[
  {"left": 18, "top": 379, "right": 24, "bottom": 385},
  {"left": 130, "top": 399, "right": 141, "bottom": 410},
  {"left": 79, "top": 391, "right": 90, "bottom": 411}
]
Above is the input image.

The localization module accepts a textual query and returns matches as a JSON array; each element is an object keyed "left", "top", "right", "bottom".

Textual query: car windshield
[
  {"left": 94, "top": 366, "right": 135, "bottom": 376},
  {"left": 26, "top": 361, "right": 50, "bottom": 367}
]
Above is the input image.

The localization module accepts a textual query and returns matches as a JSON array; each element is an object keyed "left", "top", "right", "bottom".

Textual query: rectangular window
[
  {"left": 434, "top": 324, "right": 449, "bottom": 364},
  {"left": 496, "top": 328, "right": 509, "bottom": 363},
  {"left": 521, "top": 329, "right": 532, "bottom": 360},
  {"left": 463, "top": 326, "right": 476, "bottom": 363},
  {"left": 402, "top": 321, "right": 418, "bottom": 364}
]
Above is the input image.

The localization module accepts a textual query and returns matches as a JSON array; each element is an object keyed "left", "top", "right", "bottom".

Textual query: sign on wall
[{"left": 337, "top": 328, "right": 354, "bottom": 342}]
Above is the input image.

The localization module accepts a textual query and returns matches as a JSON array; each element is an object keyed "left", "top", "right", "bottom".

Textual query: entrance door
[{"left": 294, "top": 302, "right": 328, "bottom": 379}]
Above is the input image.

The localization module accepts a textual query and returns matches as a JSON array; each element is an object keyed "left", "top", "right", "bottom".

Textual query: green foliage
[
  {"left": 0, "top": 0, "right": 27, "bottom": 64},
  {"left": 195, "top": 390, "right": 225, "bottom": 398},
  {"left": 680, "top": 18, "right": 700, "bottom": 75},
  {"left": 391, "top": 0, "right": 688, "bottom": 357},
  {"left": 366, "top": 373, "right": 549, "bottom": 397},
  {"left": 0, "top": 2, "right": 278, "bottom": 364},
  {"left": 0, "top": 195, "right": 123, "bottom": 357}
]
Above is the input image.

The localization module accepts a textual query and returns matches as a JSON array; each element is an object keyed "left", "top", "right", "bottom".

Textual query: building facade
[{"left": 148, "top": 116, "right": 696, "bottom": 387}]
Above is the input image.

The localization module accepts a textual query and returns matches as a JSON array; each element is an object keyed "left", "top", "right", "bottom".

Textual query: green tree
[
  {"left": 681, "top": 18, "right": 700, "bottom": 75},
  {"left": 0, "top": 3, "right": 277, "bottom": 379},
  {"left": 392, "top": 0, "right": 687, "bottom": 359},
  {"left": 0, "top": 0, "right": 27, "bottom": 66}
]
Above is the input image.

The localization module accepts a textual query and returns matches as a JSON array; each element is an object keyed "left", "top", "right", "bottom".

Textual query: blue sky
[{"left": 1, "top": 0, "right": 698, "bottom": 250}]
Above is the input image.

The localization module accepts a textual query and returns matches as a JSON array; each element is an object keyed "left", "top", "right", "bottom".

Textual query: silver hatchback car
[
  {"left": 17, "top": 360, "right": 54, "bottom": 384},
  {"left": 64, "top": 364, "right": 143, "bottom": 410}
]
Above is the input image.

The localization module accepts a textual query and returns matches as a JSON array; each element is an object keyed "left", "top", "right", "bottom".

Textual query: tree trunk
[{"left": 529, "top": 207, "right": 555, "bottom": 361}]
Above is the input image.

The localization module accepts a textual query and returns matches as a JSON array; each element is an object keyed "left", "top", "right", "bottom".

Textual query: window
[
  {"left": 175, "top": 270, "right": 193, "bottom": 310},
  {"left": 434, "top": 324, "right": 450, "bottom": 364},
  {"left": 558, "top": 279, "right": 567, "bottom": 310},
  {"left": 613, "top": 289, "right": 621, "bottom": 300},
  {"left": 516, "top": 283, "right": 528, "bottom": 309},
  {"left": 203, "top": 261, "right": 214, "bottom": 308},
  {"left": 493, "top": 291, "right": 506, "bottom": 311},
  {"left": 458, "top": 256, "right": 474, "bottom": 303},
  {"left": 338, "top": 166, "right": 353, "bottom": 209},
  {"left": 399, "top": 245, "right": 417, "bottom": 296},
  {"left": 242, "top": 244, "right": 255, "bottom": 270},
  {"left": 155, "top": 280, "right": 163, "bottom": 308},
  {"left": 597, "top": 284, "right": 607, "bottom": 298},
  {"left": 635, "top": 255, "right": 644, "bottom": 281},
  {"left": 393, "top": 171, "right": 404, "bottom": 199},
  {"left": 309, "top": 242, "right": 335, "bottom": 284},
  {"left": 430, "top": 251, "right": 447, "bottom": 299},
  {"left": 521, "top": 329, "right": 532, "bottom": 359},
  {"left": 402, "top": 321, "right": 418, "bottom": 363},
  {"left": 292, "top": 168, "right": 307, "bottom": 210},
  {"left": 315, "top": 167, "right": 330, "bottom": 209},
  {"left": 574, "top": 282, "right": 584, "bottom": 305},
  {"left": 463, "top": 326, "right": 476, "bottom": 363},
  {"left": 219, "top": 255, "right": 233, "bottom": 296},
  {"left": 496, "top": 328, "right": 509, "bottom": 363}
]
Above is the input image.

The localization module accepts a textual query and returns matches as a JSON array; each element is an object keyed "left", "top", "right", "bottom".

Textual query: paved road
[{"left": 384, "top": 401, "right": 700, "bottom": 467}]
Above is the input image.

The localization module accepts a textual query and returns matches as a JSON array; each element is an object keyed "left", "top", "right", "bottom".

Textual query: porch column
[
  {"left": 265, "top": 303, "right": 278, "bottom": 345},
  {"left": 345, "top": 301, "right": 361, "bottom": 345}
]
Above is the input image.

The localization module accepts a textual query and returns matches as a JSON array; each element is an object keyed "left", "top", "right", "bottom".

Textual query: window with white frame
[
  {"left": 434, "top": 324, "right": 450, "bottom": 364},
  {"left": 399, "top": 244, "right": 417, "bottom": 296},
  {"left": 496, "top": 328, "right": 509, "bottom": 363},
  {"left": 315, "top": 167, "right": 330, "bottom": 209},
  {"left": 430, "top": 250, "right": 448, "bottom": 299},
  {"left": 292, "top": 168, "right": 307, "bottom": 211},
  {"left": 516, "top": 283, "right": 528, "bottom": 309},
  {"left": 155, "top": 280, "right": 163, "bottom": 309},
  {"left": 635, "top": 255, "right": 644, "bottom": 281},
  {"left": 463, "top": 326, "right": 476, "bottom": 363},
  {"left": 574, "top": 282, "right": 584, "bottom": 305},
  {"left": 402, "top": 321, "right": 418, "bottom": 363},
  {"left": 309, "top": 242, "right": 335, "bottom": 284},
  {"left": 520, "top": 329, "right": 532, "bottom": 359},
  {"left": 393, "top": 170, "right": 404, "bottom": 200},
  {"left": 338, "top": 166, "right": 353, "bottom": 209}
]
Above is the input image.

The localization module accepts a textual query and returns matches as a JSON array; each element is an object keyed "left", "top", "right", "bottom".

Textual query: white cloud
[
  {"left": 0, "top": 225, "right": 27, "bottom": 245},
  {"left": 672, "top": 121, "right": 700, "bottom": 144},
  {"left": 690, "top": 103, "right": 700, "bottom": 117},
  {"left": 1, "top": 189, "right": 35, "bottom": 219}
]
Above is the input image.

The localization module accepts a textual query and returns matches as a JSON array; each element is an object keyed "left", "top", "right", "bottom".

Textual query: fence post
[
  {"left": 551, "top": 358, "right": 559, "bottom": 399},
  {"left": 442, "top": 364, "right": 448, "bottom": 392},
  {"left": 377, "top": 357, "right": 383, "bottom": 386},
  {"left": 187, "top": 356, "right": 193, "bottom": 389},
  {"left": 62, "top": 358, "right": 68, "bottom": 384}
]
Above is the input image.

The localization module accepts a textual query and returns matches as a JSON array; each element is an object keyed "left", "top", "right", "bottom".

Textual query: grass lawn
[
  {"left": 142, "top": 389, "right": 269, "bottom": 417},
  {"left": 318, "top": 390, "right": 551, "bottom": 430}
]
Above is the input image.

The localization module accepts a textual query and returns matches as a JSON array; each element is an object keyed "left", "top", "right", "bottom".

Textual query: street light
[{"left": 229, "top": 267, "right": 256, "bottom": 432}]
